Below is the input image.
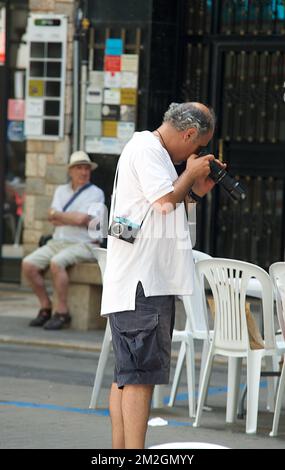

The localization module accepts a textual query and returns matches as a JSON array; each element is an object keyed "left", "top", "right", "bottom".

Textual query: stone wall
[{"left": 24, "top": 0, "right": 77, "bottom": 255}]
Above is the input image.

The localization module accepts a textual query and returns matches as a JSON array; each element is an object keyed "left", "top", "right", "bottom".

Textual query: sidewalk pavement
[
  {"left": 0, "top": 282, "right": 190, "bottom": 355},
  {"left": 0, "top": 283, "right": 105, "bottom": 352}
]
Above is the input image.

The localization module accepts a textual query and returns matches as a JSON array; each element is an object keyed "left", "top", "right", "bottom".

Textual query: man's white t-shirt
[
  {"left": 101, "top": 131, "right": 194, "bottom": 316},
  {"left": 51, "top": 183, "right": 105, "bottom": 243}
]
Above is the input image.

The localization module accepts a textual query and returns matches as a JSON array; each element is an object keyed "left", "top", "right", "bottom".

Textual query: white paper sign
[
  {"left": 86, "top": 86, "right": 103, "bottom": 104},
  {"left": 25, "top": 117, "right": 43, "bottom": 136},
  {"left": 85, "top": 137, "right": 104, "bottom": 153},
  {"left": 121, "top": 72, "right": 138, "bottom": 89},
  {"left": 26, "top": 98, "right": 44, "bottom": 117},
  {"left": 89, "top": 70, "right": 104, "bottom": 88},
  {"left": 117, "top": 122, "right": 135, "bottom": 140},
  {"left": 103, "top": 88, "right": 121, "bottom": 105},
  {"left": 100, "top": 137, "right": 122, "bottom": 154},
  {"left": 84, "top": 120, "right": 102, "bottom": 137},
  {"left": 121, "top": 54, "right": 139, "bottom": 72},
  {"left": 104, "top": 71, "right": 121, "bottom": 88}
]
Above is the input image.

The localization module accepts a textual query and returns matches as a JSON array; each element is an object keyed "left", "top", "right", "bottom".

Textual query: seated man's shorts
[
  {"left": 23, "top": 239, "right": 97, "bottom": 270},
  {"left": 109, "top": 282, "right": 175, "bottom": 388}
]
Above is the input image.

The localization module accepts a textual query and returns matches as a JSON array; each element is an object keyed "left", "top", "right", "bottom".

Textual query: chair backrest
[
  {"left": 94, "top": 247, "right": 107, "bottom": 277},
  {"left": 196, "top": 258, "right": 276, "bottom": 353},
  {"left": 269, "top": 262, "right": 285, "bottom": 339},
  {"left": 181, "top": 250, "right": 212, "bottom": 337}
]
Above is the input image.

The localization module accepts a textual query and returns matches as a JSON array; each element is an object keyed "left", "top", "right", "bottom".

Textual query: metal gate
[{"left": 181, "top": 0, "right": 285, "bottom": 268}]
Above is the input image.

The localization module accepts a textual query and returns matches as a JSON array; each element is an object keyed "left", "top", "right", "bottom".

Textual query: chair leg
[
  {"left": 193, "top": 350, "right": 214, "bottom": 428},
  {"left": 198, "top": 339, "right": 210, "bottom": 403},
  {"left": 226, "top": 357, "right": 242, "bottom": 423},
  {"left": 246, "top": 350, "right": 263, "bottom": 434},
  {"left": 264, "top": 355, "right": 279, "bottom": 412},
  {"left": 185, "top": 338, "right": 196, "bottom": 417},
  {"left": 152, "top": 385, "right": 165, "bottom": 408},
  {"left": 89, "top": 321, "right": 112, "bottom": 408},
  {"left": 270, "top": 360, "right": 285, "bottom": 437},
  {"left": 168, "top": 342, "right": 186, "bottom": 407}
]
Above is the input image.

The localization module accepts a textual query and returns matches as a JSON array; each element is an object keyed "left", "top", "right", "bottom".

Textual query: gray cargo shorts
[{"left": 109, "top": 282, "right": 175, "bottom": 388}]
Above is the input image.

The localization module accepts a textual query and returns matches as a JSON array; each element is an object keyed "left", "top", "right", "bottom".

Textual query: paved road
[{"left": 1, "top": 342, "right": 285, "bottom": 449}]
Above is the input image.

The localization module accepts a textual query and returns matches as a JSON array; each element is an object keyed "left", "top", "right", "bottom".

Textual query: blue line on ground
[
  {"left": 167, "top": 420, "right": 193, "bottom": 427},
  {"left": 0, "top": 381, "right": 267, "bottom": 423},
  {"left": 162, "top": 381, "right": 267, "bottom": 405},
  {"left": 0, "top": 400, "right": 109, "bottom": 416},
  {"left": 0, "top": 400, "right": 193, "bottom": 427}
]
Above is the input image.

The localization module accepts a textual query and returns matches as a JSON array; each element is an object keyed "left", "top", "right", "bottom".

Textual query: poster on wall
[{"left": 84, "top": 38, "right": 139, "bottom": 155}]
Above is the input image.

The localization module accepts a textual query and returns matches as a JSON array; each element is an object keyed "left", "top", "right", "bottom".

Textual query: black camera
[{"left": 209, "top": 160, "right": 246, "bottom": 202}]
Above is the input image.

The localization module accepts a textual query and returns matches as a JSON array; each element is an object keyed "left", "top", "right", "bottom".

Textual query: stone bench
[{"left": 47, "top": 262, "right": 106, "bottom": 331}]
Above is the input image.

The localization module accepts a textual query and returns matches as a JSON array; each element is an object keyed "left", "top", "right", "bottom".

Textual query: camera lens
[
  {"left": 209, "top": 161, "right": 246, "bottom": 202},
  {"left": 112, "top": 222, "right": 124, "bottom": 236}
]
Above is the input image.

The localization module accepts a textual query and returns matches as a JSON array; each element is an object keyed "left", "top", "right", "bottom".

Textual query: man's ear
[{"left": 185, "top": 128, "right": 197, "bottom": 142}]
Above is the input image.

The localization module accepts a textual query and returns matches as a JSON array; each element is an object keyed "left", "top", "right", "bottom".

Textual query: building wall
[{"left": 23, "top": 0, "right": 77, "bottom": 255}]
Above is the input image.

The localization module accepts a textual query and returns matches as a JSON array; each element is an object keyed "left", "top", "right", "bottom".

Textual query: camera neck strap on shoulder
[
  {"left": 62, "top": 182, "right": 93, "bottom": 212},
  {"left": 109, "top": 161, "right": 151, "bottom": 228}
]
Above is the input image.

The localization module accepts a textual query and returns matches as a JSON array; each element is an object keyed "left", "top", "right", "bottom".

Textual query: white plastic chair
[
  {"left": 166, "top": 255, "right": 267, "bottom": 418},
  {"left": 269, "top": 262, "right": 285, "bottom": 437},
  {"left": 89, "top": 247, "right": 110, "bottom": 409},
  {"left": 193, "top": 258, "right": 285, "bottom": 434},
  {"left": 166, "top": 249, "right": 212, "bottom": 417}
]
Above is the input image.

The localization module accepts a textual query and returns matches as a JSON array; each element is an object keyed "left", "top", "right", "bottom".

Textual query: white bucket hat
[{"left": 68, "top": 151, "right": 98, "bottom": 170}]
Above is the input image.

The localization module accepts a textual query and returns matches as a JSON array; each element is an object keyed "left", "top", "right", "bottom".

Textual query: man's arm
[
  {"left": 48, "top": 209, "right": 90, "bottom": 227},
  {"left": 154, "top": 154, "right": 215, "bottom": 214}
]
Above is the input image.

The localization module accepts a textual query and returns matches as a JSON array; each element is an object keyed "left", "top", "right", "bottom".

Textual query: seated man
[{"left": 22, "top": 151, "right": 105, "bottom": 331}]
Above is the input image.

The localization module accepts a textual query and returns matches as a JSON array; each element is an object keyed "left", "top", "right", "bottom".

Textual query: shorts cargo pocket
[{"left": 112, "top": 307, "right": 161, "bottom": 373}]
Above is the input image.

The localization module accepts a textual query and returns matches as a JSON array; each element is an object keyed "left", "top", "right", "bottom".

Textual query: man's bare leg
[
  {"left": 22, "top": 261, "right": 51, "bottom": 309},
  {"left": 109, "top": 382, "right": 125, "bottom": 449},
  {"left": 49, "top": 262, "right": 69, "bottom": 312},
  {"left": 122, "top": 384, "right": 154, "bottom": 449}
]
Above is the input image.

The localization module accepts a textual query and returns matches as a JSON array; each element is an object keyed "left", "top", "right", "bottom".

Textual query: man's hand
[
  {"left": 188, "top": 155, "right": 226, "bottom": 197},
  {"left": 185, "top": 153, "right": 215, "bottom": 180},
  {"left": 153, "top": 154, "right": 224, "bottom": 214}
]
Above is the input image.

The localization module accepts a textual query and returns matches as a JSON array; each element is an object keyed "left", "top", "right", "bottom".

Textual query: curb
[
  {"left": 0, "top": 335, "right": 102, "bottom": 352},
  {"left": 0, "top": 334, "right": 228, "bottom": 364}
]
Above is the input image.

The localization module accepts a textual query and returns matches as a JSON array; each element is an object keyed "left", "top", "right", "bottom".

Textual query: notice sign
[
  {"left": 25, "top": 117, "right": 43, "bottom": 136},
  {"left": 104, "top": 55, "right": 121, "bottom": 72},
  {"left": 105, "top": 38, "right": 123, "bottom": 56},
  {"left": 104, "top": 71, "right": 121, "bottom": 88},
  {"left": 26, "top": 98, "right": 44, "bottom": 117},
  {"left": 7, "top": 121, "right": 25, "bottom": 142},
  {"left": 8, "top": 99, "right": 25, "bottom": 121},
  {"left": 29, "top": 79, "right": 44, "bottom": 97},
  {"left": 86, "top": 86, "right": 102, "bottom": 104},
  {"left": 120, "top": 88, "right": 137, "bottom": 106},
  {"left": 121, "top": 54, "right": 139, "bottom": 72}
]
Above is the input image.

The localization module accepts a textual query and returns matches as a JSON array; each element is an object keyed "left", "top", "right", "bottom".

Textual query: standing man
[
  {"left": 100, "top": 102, "right": 221, "bottom": 448},
  {"left": 22, "top": 151, "right": 105, "bottom": 330}
]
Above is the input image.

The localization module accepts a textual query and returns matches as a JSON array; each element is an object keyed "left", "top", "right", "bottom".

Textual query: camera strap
[
  {"left": 109, "top": 161, "right": 151, "bottom": 229},
  {"left": 62, "top": 182, "right": 93, "bottom": 212}
]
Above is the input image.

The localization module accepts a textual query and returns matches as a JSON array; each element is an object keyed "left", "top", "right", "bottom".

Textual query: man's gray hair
[{"left": 163, "top": 102, "right": 216, "bottom": 135}]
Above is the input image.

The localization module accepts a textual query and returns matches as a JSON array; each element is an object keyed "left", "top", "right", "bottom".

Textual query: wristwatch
[{"left": 188, "top": 189, "right": 203, "bottom": 204}]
